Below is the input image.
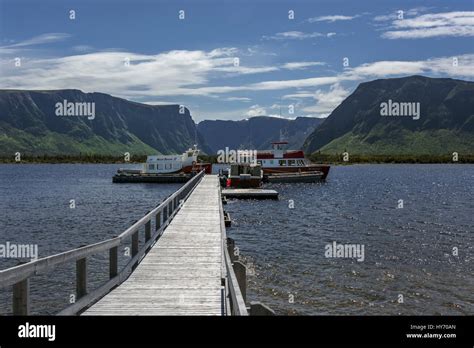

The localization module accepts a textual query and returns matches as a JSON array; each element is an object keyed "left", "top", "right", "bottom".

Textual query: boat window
[
  {"left": 288, "top": 160, "right": 295, "bottom": 166},
  {"left": 279, "top": 160, "right": 287, "bottom": 166},
  {"left": 165, "top": 163, "right": 172, "bottom": 169},
  {"left": 157, "top": 164, "right": 163, "bottom": 170},
  {"left": 270, "top": 160, "right": 274, "bottom": 164},
  {"left": 148, "top": 164, "right": 155, "bottom": 170}
]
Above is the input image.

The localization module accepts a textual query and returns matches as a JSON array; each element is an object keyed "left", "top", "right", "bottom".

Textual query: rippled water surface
[
  {"left": 226, "top": 164, "right": 473, "bottom": 315},
  {"left": 0, "top": 164, "right": 472, "bottom": 315}
]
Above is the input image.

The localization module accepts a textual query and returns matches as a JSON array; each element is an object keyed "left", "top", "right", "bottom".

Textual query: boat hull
[
  {"left": 227, "top": 177, "right": 262, "bottom": 188},
  {"left": 262, "top": 165, "right": 330, "bottom": 179},
  {"left": 264, "top": 171, "right": 324, "bottom": 183}
]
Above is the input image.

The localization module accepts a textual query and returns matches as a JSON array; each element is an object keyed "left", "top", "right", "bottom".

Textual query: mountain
[
  {"left": 0, "top": 89, "right": 210, "bottom": 156},
  {"left": 197, "top": 116, "right": 323, "bottom": 153},
  {"left": 303, "top": 76, "right": 474, "bottom": 155}
]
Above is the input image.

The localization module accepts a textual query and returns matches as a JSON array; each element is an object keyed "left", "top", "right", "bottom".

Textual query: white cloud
[
  {"left": 0, "top": 33, "right": 71, "bottom": 55},
  {"left": 225, "top": 97, "right": 252, "bottom": 102},
  {"left": 345, "top": 55, "right": 474, "bottom": 79},
  {"left": 307, "top": 15, "right": 357, "bottom": 23},
  {"left": 282, "top": 93, "right": 315, "bottom": 99},
  {"left": 213, "top": 65, "right": 278, "bottom": 75},
  {"left": 246, "top": 76, "right": 341, "bottom": 91},
  {"left": 301, "top": 84, "right": 351, "bottom": 116},
  {"left": 1, "top": 41, "right": 473, "bottom": 100},
  {"left": 4, "top": 33, "right": 71, "bottom": 48},
  {"left": 263, "top": 31, "right": 325, "bottom": 40},
  {"left": 0, "top": 48, "right": 277, "bottom": 98},
  {"left": 281, "top": 61, "right": 325, "bottom": 70},
  {"left": 246, "top": 104, "right": 267, "bottom": 117},
  {"left": 379, "top": 11, "right": 474, "bottom": 39}
]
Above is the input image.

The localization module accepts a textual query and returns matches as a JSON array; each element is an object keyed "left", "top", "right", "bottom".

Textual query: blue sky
[{"left": 0, "top": 0, "right": 473, "bottom": 121}]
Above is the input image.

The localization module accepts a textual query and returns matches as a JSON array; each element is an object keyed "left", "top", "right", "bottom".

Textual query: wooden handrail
[
  {"left": 224, "top": 247, "right": 248, "bottom": 316},
  {"left": 218, "top": 185, "right": 248, "bottom": 316},
  {"left": 0, "top": 170, "right": 205, "bottom": 315}
]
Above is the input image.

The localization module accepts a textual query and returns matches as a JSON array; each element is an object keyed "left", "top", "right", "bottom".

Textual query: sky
[{"left": 0, "top": 0, "right": 473, "bottom": 122}]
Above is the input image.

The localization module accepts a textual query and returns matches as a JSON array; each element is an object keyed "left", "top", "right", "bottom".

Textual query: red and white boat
[{"left": 256, "top": 142, "right": 330, "bottom": 180}]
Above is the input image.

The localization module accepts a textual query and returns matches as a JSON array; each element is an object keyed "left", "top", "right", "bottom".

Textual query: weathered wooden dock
[
  {"left": 0, "top": 172, "right": 250, "bottom": 316},
  {"left": 84, "top": 175, "right": 224, "bottom": 315}
]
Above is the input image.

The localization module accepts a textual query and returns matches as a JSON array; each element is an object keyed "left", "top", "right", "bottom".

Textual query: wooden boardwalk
[{"left": 83, "top": 175, "right": 224, "bottom": 315}]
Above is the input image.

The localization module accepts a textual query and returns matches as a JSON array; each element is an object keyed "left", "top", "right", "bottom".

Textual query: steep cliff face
[
  {"left": 303, "top": 76, "right": 474, "bottom": 155},
  {"left": 0, "top": 89, "right": 210, "bottom": 155},
  {"left": 197, "top": 116, "right": 323, "bottom": 153}
]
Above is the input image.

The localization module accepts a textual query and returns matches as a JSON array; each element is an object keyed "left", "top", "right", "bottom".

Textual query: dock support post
[
  {"left": 227, "top": 238, "right": 237, "bottom": 262},
  {"left": 12, "top": 263, "right": 30, "bottom": 315},
  {"left": 145, "top": 221, "right": 151, "bottom": 242},
  {"left": 76, "top": 257, "right": 87, "bottom": 299},
  {"left": 155, "top": 211, "right": 161, "bottom": 231},
  {"left": 109, "top": 246, "right": 118, "bottom": 279},
  {"left": 131, "top": 231, "right": 139, "bottom": 257},
  {"left": 233, "top": 261, "right": 247, "bottom": 302}
]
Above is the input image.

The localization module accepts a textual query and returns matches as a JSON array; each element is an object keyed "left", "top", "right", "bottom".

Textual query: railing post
[
  {"left": 131, "top": 231, "right": 139, "bottom": 257},
  {"left": 233, "top": 261, "right": 247, "bottom": 302},
  {"left": 163, "top": 205, "right": 168, "bottom": 223},
  {"left": 13, "top": 261, "right": 30, "bottom": 315},
  {"left": 156, "top": 211, "right": 161, "bottom": 231},
  {"left": 227, "top": 238, "right": 237, "bottom": 262},
  {"left": 76, "top": 257, "right": 87, "bottom": 299},
  {"left": 145, "top": 221, "right": 151, "bottom": 242},
  {"left": 109, "top": 246, "right": 118, "bottom": 279}
]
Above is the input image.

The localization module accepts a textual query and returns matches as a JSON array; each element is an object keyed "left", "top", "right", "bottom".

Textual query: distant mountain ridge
[
  {"left": 197, "top": 116, "right": 323, "bottom": 153},
  {"left": 303, "top": 76, "right": 474, "bottom": 155},
  {"left": 0, "top": 89, "right": 210, "bottom": 156}
]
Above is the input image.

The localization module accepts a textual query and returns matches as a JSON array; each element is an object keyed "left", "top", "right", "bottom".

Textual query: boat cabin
[{"left": 143, "top": 146, "right": 199, "bottom": 174}]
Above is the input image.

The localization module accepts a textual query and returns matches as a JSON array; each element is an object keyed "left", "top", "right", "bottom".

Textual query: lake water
[{"left": 0, "top": 164, "right": 472, "bottom": 315}]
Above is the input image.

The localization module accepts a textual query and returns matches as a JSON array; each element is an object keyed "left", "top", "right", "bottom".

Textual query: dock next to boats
[{"left": 0, "top": 172, "right": 277, "bottom": 316}]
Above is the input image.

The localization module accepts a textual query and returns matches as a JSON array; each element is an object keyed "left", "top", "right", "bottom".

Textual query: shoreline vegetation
[{"left": 0, "top": 153, "right": 473, "bottom": 164}]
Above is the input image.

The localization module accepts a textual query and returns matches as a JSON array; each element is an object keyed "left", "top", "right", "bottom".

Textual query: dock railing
[
  {"left": 219, "top": 186, "right": 248, "bottom": 316},
  {"left": 0, "top": 170, "right": 205, "bottom": 315}
]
